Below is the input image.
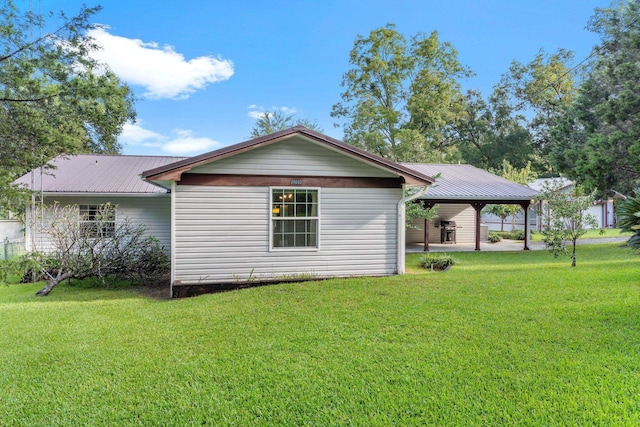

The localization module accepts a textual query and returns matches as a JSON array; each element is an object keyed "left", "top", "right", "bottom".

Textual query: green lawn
[
  {"left": 1, "top": 243, "right": 639, "bottom": 425},
  {"left": 531, "top": 227, "right": 632, "bottom": 241}
]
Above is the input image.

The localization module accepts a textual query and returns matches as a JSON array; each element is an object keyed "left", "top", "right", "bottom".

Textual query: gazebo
[{"left": 402, "top": 163, "right": 539, "bottom": 251}]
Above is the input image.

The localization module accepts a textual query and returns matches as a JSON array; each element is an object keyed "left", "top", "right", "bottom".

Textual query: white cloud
[
  {"left": 89, "top": 27, "right": 234, "bottom": 99},
  {"left": 247, "top": 105, "right": 297, "bottom": 119},
  {"left": 120, "top": 122, "right": 221, "bottom": 155},
  {"left": 120, "top": 122, "right": 165, "bottom": 147},
  {"left": 161, "top": 129, "right": 222, "bottom": 155}
]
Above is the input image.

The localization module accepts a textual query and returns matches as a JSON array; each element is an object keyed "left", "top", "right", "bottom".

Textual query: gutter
[{"left": 397, "top": 186, "right": 430, "bottom": 275}]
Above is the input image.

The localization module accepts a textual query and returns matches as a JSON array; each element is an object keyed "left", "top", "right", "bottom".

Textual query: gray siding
[
  {"left": 191, "top": 137, "right": 398, "bottom": 178},
  {"left": 406, "top": 204, "right": 475, "bottom": 244},
  {"left": 174, "top": 186, "right": 400, "bottom": 284},
  {"left": 30, "top": 195, "right": 171, "bottom": 252}
]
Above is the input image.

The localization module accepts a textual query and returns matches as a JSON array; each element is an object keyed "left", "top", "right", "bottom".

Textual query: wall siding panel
[
  {"left": 191, "top": 137, "right": 398, "bottom": 178},
  {"left": 406, "top": 204, "right": 475, "bottom": 244},
  {"left": 31, "top": 196, "right": 171, "bottom": 252},
  {"left": 173, "top": 186, "right": 400, "bottom": 284}
]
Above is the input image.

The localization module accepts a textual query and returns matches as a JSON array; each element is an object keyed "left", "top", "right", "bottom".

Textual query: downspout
[
  {"left": 397, "top": 186, "right": 430, "bottom": 275},
  {"left": 170, "top": 181, "right": 176, "bottom": 298}
]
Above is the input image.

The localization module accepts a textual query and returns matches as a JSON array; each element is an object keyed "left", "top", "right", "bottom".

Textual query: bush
[
  {"left": 488, "top": 233, "right": 502, "bottom": 243},
  {"left": 491, "top": 230, "right": 525, "bottom": 240},
  {"left": 420, "top": 253, "right": 456, "bottom": 271}
]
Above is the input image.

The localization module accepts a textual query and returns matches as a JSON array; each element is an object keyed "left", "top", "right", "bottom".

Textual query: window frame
[
  {"left": 269, "top": 187, "right": 320, "bottom": 251},
  {"left": 78, "top": 204, "right": 116, "bottom": 238}
]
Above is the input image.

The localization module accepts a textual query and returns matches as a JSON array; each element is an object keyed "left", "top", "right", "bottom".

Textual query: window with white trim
[
  {"left": 271, "top": 189, "right": 319, "bottom": 249},
  {"left": 78, "top": 204, "right": 116, "bottom": 238}
]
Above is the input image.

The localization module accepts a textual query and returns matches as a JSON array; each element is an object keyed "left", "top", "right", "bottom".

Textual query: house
[
  {"left": 16, "top": 127, "right": 539, "bottom": 296},
  {"left": 16, "top": 155, "right": 186, "bottom": 252},
  {"left": 529, "top": 178, "right": 615, "bottom": 230},
  {"left": 17, "top": 127, "right": 434, "bottom": 297}
]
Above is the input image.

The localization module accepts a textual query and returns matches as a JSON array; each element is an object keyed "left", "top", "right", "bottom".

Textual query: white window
[
  {"left": 271, "top": 189, "right": 319, "bottom": 249},
  {"left": 78, "top": 204, "right": 116, "bottom": 238}
]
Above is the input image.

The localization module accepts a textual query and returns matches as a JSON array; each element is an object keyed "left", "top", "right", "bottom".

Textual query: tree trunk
[
  {"left": 571, "top": 241, "right": 577, "bottom": 267},
  {"left": 36, "top": 271, "right": 73, "bottom": 296}
]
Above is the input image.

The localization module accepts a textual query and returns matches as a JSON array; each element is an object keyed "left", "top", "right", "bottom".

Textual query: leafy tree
[
  {"left": 616, "top": 191, "right": 640, "bottom": 250},
  {"left": 499, "top": 48, "right": 577, "bottom": 165},
  {"left": 23, "top": 203, "right": 169, "bottom": 296},
  {"left": 331, "top": 24, "right": 471, "bottom": 162},
  {"left": 536, "top": 180, "right": 598, "bottom": 267},
  {"left": 0, "top": 1, "right": 136, "bottom": 208},
  {"left": 249, "top": 110, "right": 322, "bottom": 138},
  {"left": 550, "top": 1, "right": 640, "bottom": 196},
  {"left": 454, "top": 89, "right": 534, "bottom": 170}
]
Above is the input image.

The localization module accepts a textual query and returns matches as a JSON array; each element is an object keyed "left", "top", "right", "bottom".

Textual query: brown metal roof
[
  {"left": 15, "top": 154, "right": 187, "bottom": 194},
  {"left": 402, "top": 163, "right": 539, "bottom": 202},
  {"left": 143, "top": 126, "right": 435, "bottom": 186}
]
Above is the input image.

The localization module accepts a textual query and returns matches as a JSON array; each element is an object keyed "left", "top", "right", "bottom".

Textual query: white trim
[
  {"left": 269, "top": 187, "right": 321, "bottom": 252},
  {"left": 170, "top": 181, "right": 176, "bottom": 298},
  {"left": 397, "top": 186, "right": 430, "bottom": 274},
  {"left": 25, "top": 204, "right": 32, "bottom": 252}
]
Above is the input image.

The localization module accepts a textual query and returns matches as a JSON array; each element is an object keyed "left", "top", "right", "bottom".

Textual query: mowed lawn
[{"left": 1, "top": 243, "right": 639, "bottom": 426}]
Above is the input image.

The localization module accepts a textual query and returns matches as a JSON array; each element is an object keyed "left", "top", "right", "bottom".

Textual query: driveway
[{"left": 407, "top": 237, "right": 630, "bottom": 253}]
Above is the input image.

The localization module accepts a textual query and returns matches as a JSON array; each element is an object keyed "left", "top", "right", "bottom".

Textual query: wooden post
[
  {"left": 471, "top": 202, "right": 487, "bottom": 251},
  {"left": 423, "top": 218, "right": 429, "bottom": 252},
  {"left": 520, "top": 201, "right": 531, "bottom": 250}
]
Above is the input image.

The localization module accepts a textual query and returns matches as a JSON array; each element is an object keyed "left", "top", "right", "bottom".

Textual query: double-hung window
[
  {"left": 79, "top": 204, "right": 116, "bottom": 238},
  {"left": 271, "top": 189, "right": 319, "bottom": 249}
]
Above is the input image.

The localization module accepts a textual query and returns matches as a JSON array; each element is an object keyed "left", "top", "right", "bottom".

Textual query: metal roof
[
  {"left": 402, "top": 163, "right": 539, "bottom": 202},
  {"left": 529, "top": 177, "right": 573, "bottom": 192},
  {"left": 143, "top": 126, "right": 435, "bottom": 186},
  {"left": 15, "top": 154, "right": 187, "bottom": 194}
]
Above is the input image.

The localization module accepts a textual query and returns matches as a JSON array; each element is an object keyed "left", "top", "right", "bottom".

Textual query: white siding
[
  {"left": 30, "top": 195, "right": 171, "bottom": 252},
  {"left": 406, "top": 204, "right": 475, "bottom": 244},
  {"left": 191, "top": 137, "right": 398, "bottom": 178},
  {"left": 173, "top": 186, "right": 400, "bottom": 284}
]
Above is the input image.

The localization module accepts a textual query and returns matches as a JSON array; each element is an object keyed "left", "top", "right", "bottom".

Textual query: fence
[{"left": 2, "top": 238, "right": 25, "bottom": 260}]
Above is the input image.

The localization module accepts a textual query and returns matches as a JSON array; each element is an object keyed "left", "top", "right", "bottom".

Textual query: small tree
[
  {"left": 483, "top": 204, "right": 508, "bottom": 232},
  {"left": 537, "top": 181, "right": 598, "bottom": 266},
  {"left": 29, "top": 203, "right": 169, "bottom": 296},
  {"left": 484, "top": 161, "right": 537, "bottom": 231},
  {"left": 616, "top": 191, "right": 640, "bottom": 250}
]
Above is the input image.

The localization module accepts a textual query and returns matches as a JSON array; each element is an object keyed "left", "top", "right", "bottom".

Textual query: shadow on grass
[{"left": 0, "top": 278, "right": 171, "bottom": 305}]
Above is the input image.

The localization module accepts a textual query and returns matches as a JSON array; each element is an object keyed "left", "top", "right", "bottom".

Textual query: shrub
[
  {"left": 488, "top": 232, "right": 502, "bottom": 243},
  {"left": 420, "top": 253, "right": 456, "bottom": 271},
  {"left": 491, "top": 230, "right": 525, "bottom": 240}
]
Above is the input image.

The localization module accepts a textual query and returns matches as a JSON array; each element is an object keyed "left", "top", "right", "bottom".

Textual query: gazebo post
[
  {"left": 423, "top": 218, "right": 429, "bottom": 252},
  {"left": 520, "top": 201, "right": 532, "bottom": 250},
  {"left": 471, "top": 202, "right": 487, "bottom": 251}
]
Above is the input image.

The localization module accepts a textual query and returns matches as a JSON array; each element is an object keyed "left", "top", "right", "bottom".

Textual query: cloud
[
  {"left": 120, "top": 122, "right": 221, "bottom": 155},
  {"left": 120, "top": 122, "right": 164, "bottom": 147},
  {"left": 247, "top": 105, "right": 297, "bottom": 119},
  {"left": 161, "top": 130, "right": 222, "bottom": 154},
  {"left": 89, "top": 27, "right": 234, "bottom": 99}
]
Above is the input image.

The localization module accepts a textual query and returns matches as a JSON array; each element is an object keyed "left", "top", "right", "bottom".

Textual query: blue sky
[{"left": 32, "top": 0, "right": 610, "bottom": 156}]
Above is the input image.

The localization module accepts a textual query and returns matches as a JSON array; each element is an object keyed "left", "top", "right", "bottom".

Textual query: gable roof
[
  {"left": 143, "top": 126, "right": 435, "bottom": 186},
  {"left": 402, "top": 163, "right": 538, "bottom": 202},
  {"left": 15, "top": 154, "right": 187, "bottom": 194}
]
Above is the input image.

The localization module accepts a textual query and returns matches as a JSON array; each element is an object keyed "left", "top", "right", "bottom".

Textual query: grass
[
  {"left": 1, "top": 243, "right": 639, "bottom": 425},
  {"left": 531, "top": 227, "right": 632, "bottom": 241}
]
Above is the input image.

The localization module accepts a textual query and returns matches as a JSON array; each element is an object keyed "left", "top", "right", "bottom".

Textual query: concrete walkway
[{"left": 407, "top": 237, "right": 629, "bottom": 253}]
